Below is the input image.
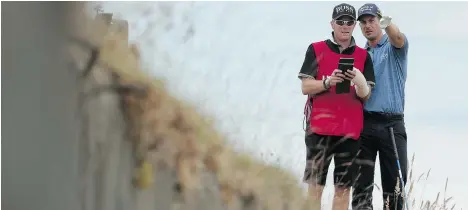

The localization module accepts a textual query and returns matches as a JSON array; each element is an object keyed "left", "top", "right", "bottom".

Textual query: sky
[{"left": 100, "top": 1, "right": 468, "bottom": 209}]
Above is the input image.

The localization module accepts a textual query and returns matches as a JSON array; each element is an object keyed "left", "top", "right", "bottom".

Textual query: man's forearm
[
  {"left": 352, "top": 68, "right": 372, "bottom": 101},
  {"left": 301, "top": 78, "right": 327, "bottom": 95},
  {"left": 357, "top": 85, "right": 372, "bottom": 102},
  {"left": 385, "top": 23, "right": 405, "bottom": 48}
]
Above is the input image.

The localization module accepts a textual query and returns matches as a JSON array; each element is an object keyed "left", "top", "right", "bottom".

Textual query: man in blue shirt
[{"left": 351, "top": 3, "right": 409, "bottom": 210}]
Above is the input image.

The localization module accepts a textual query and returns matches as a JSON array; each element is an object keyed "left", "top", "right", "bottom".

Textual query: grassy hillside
[
  {"left": 70, "top": 6, "right": 458, "bottom": 210},
  {"left": 71, "top": 8, "right": 319, "bottom": 210}
]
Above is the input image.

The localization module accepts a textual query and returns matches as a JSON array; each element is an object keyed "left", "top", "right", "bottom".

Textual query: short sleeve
[
  {"left": 363, "top": 51, "right": 376, "bottom": 87},
  {"left": 298, "top": 44, "right": 318, "bottom": 79},
  {"left": 392, "top": 33, "right": 409, "bottom": 59}
]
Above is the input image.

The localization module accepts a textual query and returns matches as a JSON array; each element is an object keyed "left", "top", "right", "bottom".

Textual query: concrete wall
[{"left": 2, "top": 2, "right": 80, "bottom": 210}]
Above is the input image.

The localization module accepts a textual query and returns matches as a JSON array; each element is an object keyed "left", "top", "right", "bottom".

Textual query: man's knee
[
  {"left": 393, "top": 136, "right": 409, "bottom": 184},
  {"left": 333, "top": 139, "right": 360, "bottom": 189},
  {"left": 391, "top": 123, "right": 408, "bottom": 170},
  {"left": 303, "top": 134, "right": 330, "bottom": 186},
  {"left": 308, "top": 183, "right": 325, "bottom": 199},
  {"left": 334, "top": 158, "right": 358, "bottom": 189},
  {"left": 352, "top": 182, "right": 374, "bottom": 210},
  {"left": 304, "top": 153, "right": 328, "bottom": 199},
  {"left": 334, "top": 185, "right": 350, "bottom": 197}
]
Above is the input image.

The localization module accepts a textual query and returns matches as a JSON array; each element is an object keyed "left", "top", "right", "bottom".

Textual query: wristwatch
[{"left": 323, "top": 78, "right": 331, "bottom": 90}]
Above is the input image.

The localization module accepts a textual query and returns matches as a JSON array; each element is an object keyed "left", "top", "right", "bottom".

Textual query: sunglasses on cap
[{"left": 335, "top": 20, "right": 355, "bottom": 26}]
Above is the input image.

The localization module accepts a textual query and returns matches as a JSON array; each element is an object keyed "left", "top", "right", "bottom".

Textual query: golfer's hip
[{"left": 363, "top": 111, "right": 404, "bottom": 122}]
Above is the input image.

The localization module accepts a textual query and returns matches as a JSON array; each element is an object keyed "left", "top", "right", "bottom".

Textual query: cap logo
[
  {"left": 335, "top": 5, "right": 355, "bottom": 14},
  {"left": 359, "top": 5, "right": 381, "bottom": 16},
  {"left": 359, "top": 5, "right": 373, "bottom": 13}
]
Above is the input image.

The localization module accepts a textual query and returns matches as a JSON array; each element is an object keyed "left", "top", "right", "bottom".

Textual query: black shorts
[{"left": 302, "top": 133, "right": 360, "bottom": 188}]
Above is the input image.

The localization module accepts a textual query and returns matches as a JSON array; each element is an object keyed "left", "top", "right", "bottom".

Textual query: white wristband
[{"left": 355, "top": 83, "right": 370, "bottom": 98}]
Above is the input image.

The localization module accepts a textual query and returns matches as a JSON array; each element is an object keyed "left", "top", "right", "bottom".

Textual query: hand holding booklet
[{"left": 335, "top": 58, "right": 354, "bottom": 94}]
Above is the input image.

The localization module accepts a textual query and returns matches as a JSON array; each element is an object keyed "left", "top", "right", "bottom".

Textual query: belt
[{"left": 364, "top": 111, "right": 404, "bottom": 121}]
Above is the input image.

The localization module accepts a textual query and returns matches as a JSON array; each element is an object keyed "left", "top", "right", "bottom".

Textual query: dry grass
[
  {"left": 71, "top": 8, "right": 315, "bottom": 210},
  {"left": 404, "top": 154, "right": 458, "bottom": 210},
  {"left": 70, "top": 6, "right": 459, "bottom": 210}
]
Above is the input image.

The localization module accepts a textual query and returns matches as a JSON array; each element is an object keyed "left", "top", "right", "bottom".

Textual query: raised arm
[
  {"left": 381, "top": 15, "right": 409, "bottom": 70},
  {"left": 381, "top": 16, "right": 408, "bottom": 52},
  {"left": 385, "top": 22, "right": 405, "bottom": 49}
]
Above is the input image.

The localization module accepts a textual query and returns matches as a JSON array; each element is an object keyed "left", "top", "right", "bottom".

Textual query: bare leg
[
  {"left": 308, "top": 184, "right": 325, "bottom": 209},
  {"left": 333, "top": 186, "right": 351, "bottom": 210}
]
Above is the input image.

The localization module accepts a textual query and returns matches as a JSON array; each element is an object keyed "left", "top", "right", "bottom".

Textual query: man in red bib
[{"left": 298, "top": 3, "right": 376, "bottom": 209}]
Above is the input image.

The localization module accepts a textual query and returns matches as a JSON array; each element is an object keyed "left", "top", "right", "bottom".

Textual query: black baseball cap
[
  {"left": 357, "top": 3, "right": 382, "bottom": 21},
  {"left": 332, "top": 3, "right": 357, "bottom": 20}
]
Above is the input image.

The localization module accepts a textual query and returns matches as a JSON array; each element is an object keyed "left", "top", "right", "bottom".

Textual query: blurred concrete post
[
  {"left": 2, "top": 3, "right": 250, "bottom": 210},
  {"left": 2, "top": 2, "right": 81, "bottom": 210}
]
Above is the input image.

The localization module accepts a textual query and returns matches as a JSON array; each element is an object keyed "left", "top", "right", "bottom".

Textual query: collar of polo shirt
[
  {"left": 365, "top": 33, "right": 389, "bottom": 50},
  {"left": 330, "top": 32, "right": 356, "bottom": 49}
]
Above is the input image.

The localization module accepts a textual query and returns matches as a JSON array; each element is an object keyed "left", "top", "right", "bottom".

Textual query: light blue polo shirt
[{"left": 364, "top": 34, "right": 409, "bottom": 114}]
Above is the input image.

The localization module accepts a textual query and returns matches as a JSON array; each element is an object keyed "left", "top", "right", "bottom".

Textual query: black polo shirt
[{"left": 298, "top": 34, "right": 375, "bottom": 88}]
